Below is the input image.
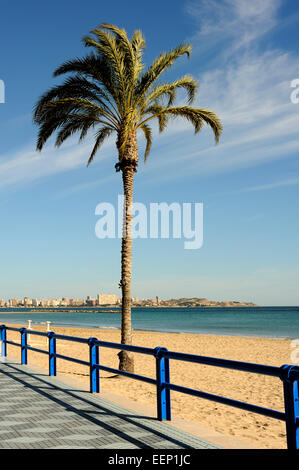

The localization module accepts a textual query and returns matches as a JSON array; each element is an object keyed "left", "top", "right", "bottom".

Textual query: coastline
[
  {"left": 0, "top": 314, "right": 295, "bottom": 340},
  {"left": 1, "top": 305, "right": 298, "bottom": 340},
  {"left": 0, "top": 300, "right": 259, "bottom": 310},
  {"left": 2, "top": 322, "right": 292, "bottom": 449}
]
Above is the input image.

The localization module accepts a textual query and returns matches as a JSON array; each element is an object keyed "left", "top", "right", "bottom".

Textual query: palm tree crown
[{"left": 33, "top": 23, "right": 222, "bottom": 167}]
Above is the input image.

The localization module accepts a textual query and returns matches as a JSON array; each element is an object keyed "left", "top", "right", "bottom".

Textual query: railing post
[
  {"left": 48, "top": 332, "right": 57, "bottom": 376},
  {"left": 27, "top": 320, "right": 32, "bottom": 345},
  {"left": 88, "top": 337, "right": 99, "bottom": 393},
  {"left": 20, "top": 328, "right": 27, "bottom": 365},
  {"left": 280, "top": 365, "right": 299, "bottom": 450},
  {"left": 46, "top": 322, "right": 51, "bottom": 346},
  {"left": 0, "top": 325, "right": 7, "bottom": 357},
  {"left": 154, "top": 347, "right": 171, "bottom": 421}
]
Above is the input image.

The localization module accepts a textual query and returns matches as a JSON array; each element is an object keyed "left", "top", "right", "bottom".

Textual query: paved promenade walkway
[{"left": 0, "top": 359, "right": 220, "bottom": 449}]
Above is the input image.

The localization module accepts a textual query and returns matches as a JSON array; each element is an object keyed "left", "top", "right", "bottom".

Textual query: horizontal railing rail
[
  {"left": 0, "top": 324, "right": 298, "bottom": 450},
  {"left": 163, "top": 350, "right": 282, "bottom": 377}
]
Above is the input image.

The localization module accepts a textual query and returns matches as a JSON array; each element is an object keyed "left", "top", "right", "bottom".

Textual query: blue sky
[{"left": 0, "top": 0, "right": 299, "bottom": 305}]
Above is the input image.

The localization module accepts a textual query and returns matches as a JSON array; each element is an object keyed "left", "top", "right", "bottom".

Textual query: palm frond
[
  {"left": 87, "top": 127, "right": 114, "bottom": 166},
  {"left": 139, "top": 123, "right": 152, "bottom": 162},
  {"left": 131, "top": 30, "right": 145, "bottom": 69},
  {"left": 143, "top": 104, "right": 168, "bottom": 132},
  {"left": 55, "top": 114, "right": 98, "bottom": 147},
  {"left": 82, "top": 30, "right": 127, "bottom": 110},
  {"left": 138, "top": 75, "right": 198, "bottom": 119},
  {"left": 36, "top": 114, "right": 70, "bottom": 151},
  {"left": 139, "top": 106, "right": 223, "bottom": 143},
  {"left": 134, "top": 44, "right": 192, "bottom": 105},
  {"left": 37, "top": 97, "right": 119, "bottom": 131},
  {"left": 53, "top": 53, "right": 121, "bottom": 111}
]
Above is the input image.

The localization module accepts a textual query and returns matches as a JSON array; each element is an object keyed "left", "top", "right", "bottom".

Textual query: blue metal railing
[{"left": 0, "top": 324, "right": 298, "bottom": 449}]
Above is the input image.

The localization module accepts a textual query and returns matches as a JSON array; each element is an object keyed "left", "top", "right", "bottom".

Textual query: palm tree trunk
[{"left": 118, "top": 130, "right": 138, "bottom": 373}]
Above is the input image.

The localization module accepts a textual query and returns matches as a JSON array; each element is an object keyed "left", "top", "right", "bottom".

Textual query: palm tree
[{"left": 33, "top": 23, "right": 222, "bottom": 373}]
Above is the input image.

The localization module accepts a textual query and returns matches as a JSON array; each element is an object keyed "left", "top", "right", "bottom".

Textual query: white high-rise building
[{"left": 97, "top": 293, "right": 120, "bottom": 305}]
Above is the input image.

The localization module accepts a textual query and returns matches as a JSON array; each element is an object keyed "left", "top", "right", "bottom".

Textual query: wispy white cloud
[
  {"left": 57, "top": 174, "right": 118, "bottom": 198},
  {"left": 186, "top": 0, "right": 281, "bottom": 52},
  {"left": 140, "top": 1, "right": 299, "bottom": 185},
  {"left": 0, "top": 134, "right": 115, "bottom": 191},
  {"left": 242, "top": 176, "right": 299, "bottom": 193},
  {"left": 197, "top": 50, "right": 298, "bottom": 127},
  {"left": 0, "top": 143, "right": 86, "bottom": 189}
]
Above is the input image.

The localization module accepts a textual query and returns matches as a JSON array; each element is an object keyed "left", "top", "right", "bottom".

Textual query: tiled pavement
[{"left": 0, "top": 359, "right": 220, "bottom": 449}]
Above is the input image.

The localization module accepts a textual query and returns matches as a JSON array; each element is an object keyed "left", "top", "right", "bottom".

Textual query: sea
[{"left": 0, "top": 306, "right": 299, "bottom": 339}]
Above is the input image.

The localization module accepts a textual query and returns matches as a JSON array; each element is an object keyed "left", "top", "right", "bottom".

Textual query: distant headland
[{"left": 134, "top": 297, "right": 257, "bottom": 308}]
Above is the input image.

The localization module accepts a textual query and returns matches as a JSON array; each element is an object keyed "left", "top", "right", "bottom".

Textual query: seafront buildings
[
  {"left": 0, "top": 295, "right": 256, "bottom": 308},
  {"left": 0, "top": 293, "right": 121, "bottom": 308}
]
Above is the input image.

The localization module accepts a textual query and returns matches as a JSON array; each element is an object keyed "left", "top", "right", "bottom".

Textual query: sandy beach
[{"left": 2, "top": 323, "right": 293, "bottom": 449}]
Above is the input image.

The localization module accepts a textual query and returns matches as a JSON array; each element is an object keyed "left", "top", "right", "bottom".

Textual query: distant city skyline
[
  {"left": 0, "top": 293, "right": 127, "bottom": 307},
  {"left": 0, "top": 0, "right": 299, "bottom": 306}
]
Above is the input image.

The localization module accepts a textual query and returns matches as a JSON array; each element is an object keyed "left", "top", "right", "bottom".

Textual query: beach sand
[{"left": 3, "top": 323, "right": 293, "bottom": 449}]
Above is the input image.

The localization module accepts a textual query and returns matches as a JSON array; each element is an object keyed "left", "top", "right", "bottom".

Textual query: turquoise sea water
[{"left": 0, "top": 306, "right": 298, "bottom": 339}]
